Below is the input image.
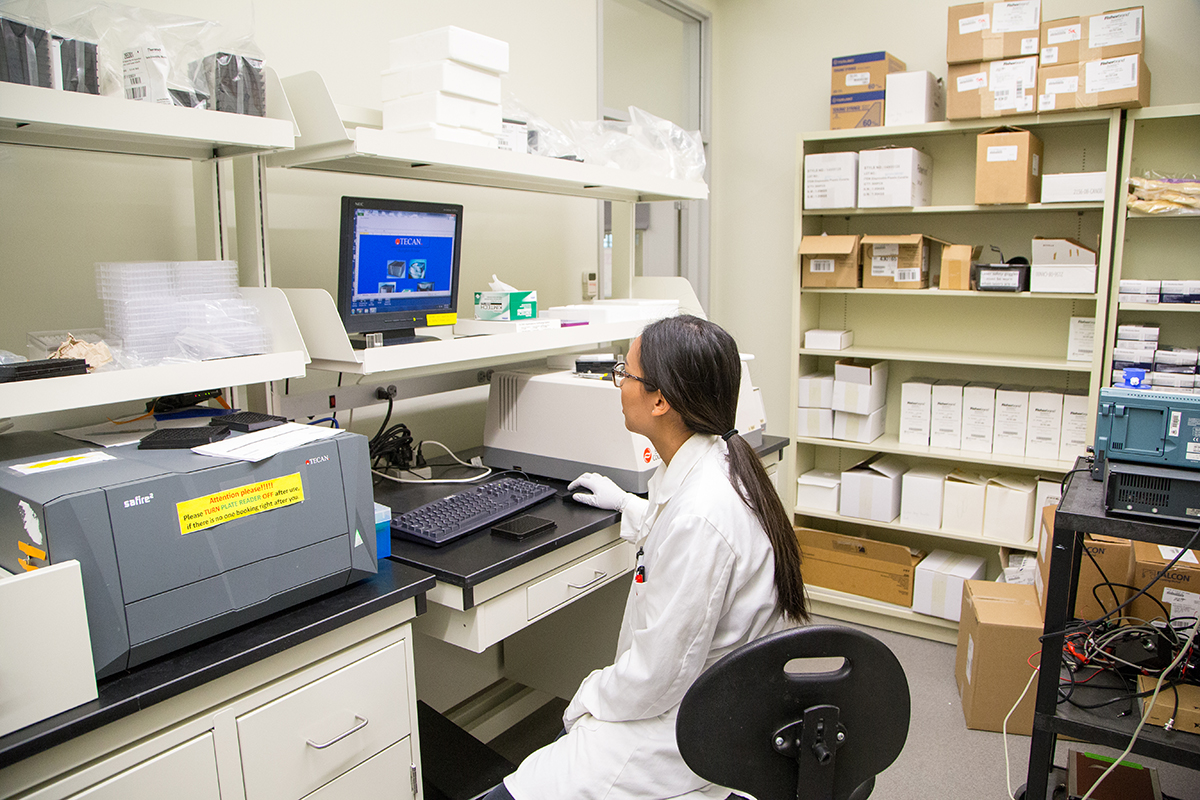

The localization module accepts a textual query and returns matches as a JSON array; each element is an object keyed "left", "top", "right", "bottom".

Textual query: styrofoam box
[
  {"left": 1040, "top": 172, "right": 1106, "bottom": 203},
  {"left": 833, "top": 359, "right": 887, "bottom": 414},
  {"left": 804, "top": 329, "right": 853, "bottom": 350},
  {"left": 798, "top": 372, "right": 835, "bottom": 409},
  {"left": 839, "top": 454, "right": 907, "bottom": 523},
  {"left": 899, "top": 378, "right": 935, "bottom": 446},
  {"left": 983, "top": 475, "right": 1037, "bottom": 543},
  {"left": 804, "top": 152, "right": 859, "bottom": 209},
  {"left": 797, "top": 408, "right": 834, "bottom": 439},
  {"left": 834, "top": 407, "right": 886, "bottom": 443},
  {"left": 382, "top": 60, "right": 502, "bottom": 103},
  {"left": 383, "top": 91, "right": 502, "bottom": 134},
  {"left": 796, "top": 469, "right": 841, "bottom": 511},
  {"left": 389, "top": 26, "right": 509, "bottom": 74},
  {"left": 942, "top": 470, "right": 990, "bottom": 536},
  {"left": 900, "top": 466, "right": 951, "bottom": 530},
  {"left": 912, "top": 550, "right": 986, "bottom": 622}
]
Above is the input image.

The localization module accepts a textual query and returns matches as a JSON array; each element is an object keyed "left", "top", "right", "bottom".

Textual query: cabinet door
[
  {"left": 70, "top": 733, "right": 219, "bottom": 800},
  {"left": 237, "top": 639, "right": 412, "bottom": 800},
  {"left": 301, "top": 738, "right": 415, "bottom": 800}
]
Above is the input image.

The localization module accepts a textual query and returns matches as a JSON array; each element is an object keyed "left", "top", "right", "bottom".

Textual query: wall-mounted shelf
[
  {"left": 793, "top": 433, "right": 1074, "bottom": 474},
  {"left": 265, "top": 72, "right": 708, "bottom": 203},
  {"left": 794, "top": 506, "right": 1037, "bottom": 552}
]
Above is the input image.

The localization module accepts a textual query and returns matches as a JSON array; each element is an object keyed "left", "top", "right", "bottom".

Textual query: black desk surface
[{"left": 0, "top": 559, "right": 435, "bottom": 770}]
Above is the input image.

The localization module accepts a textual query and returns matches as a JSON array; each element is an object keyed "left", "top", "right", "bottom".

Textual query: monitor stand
[{"left": 351, "top": 329, "right": 438, "bottom": 349}]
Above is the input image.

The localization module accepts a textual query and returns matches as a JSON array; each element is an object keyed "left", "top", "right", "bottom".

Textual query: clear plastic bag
[
  {"left": 503, "top": 93, "right": 577, "bottom": 159},
  {"left": 94, "top": 3, "right": 217, "bottom": 104},
  {"left": 628, "top": 106, "right": 706, "bottom": 181},
  {"left": 565, "top": 118, "right": 671, "bottom": 175},
  {"left": 1127, "top": 170, "right": 1200, "bottom": 215}
]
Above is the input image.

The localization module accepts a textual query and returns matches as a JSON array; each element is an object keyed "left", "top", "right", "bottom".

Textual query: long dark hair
[{"left": 638, "top": 315, "right": 808, "bottom": 621}]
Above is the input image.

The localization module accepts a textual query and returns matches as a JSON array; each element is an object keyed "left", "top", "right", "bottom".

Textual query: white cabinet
[
  {"left": 791, "top": 110, "right": 1122, "bottom": 642},
  {"left": 67, "top": 735, "right": 220, "bottom": 800}
]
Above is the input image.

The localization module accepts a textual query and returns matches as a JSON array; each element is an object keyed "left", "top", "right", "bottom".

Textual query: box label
[
  {"left": 1086, "top": 55, "right": 1139, "bottom": 94},
  {"left": 1046, "top": 76, "right": 1079, "bottom": 94},
  {"left": 992, "top": 1, "right": 1040, "bottom": 33},
  {"left": 1170, "top": 411, "right": 1182, "bottom": 439},
  {"left": 1048, "top": 24, "right": 1081, "bottom": 45},
  {"left": 177, "top": 473, "right": 305, "bottom": 535},
  {"left": 1040, "top": 46, "right": 1059, "bottom": 64},
  {"left": 958, "top": 71, "right": 988, "bottom": 92},
  {"left": 987, "top": 145, "right": 1019, "bottom": 162},
  {"left": 896, "top": 267, "right": 921, "bottom": 283},
  {"left": 811, "top": 258, "right": 835, "bottom": 273},
  {"left": 1021, "top": 37, "right": 1039, "bottom": 55},
  {"left": 846, "top": 72, "right": 870, "bottom": 87},
  {"left": 1162, "top": 588, "right": 1200, "bottom": 627},
  {"left": 1089, "top": 9, "right": 1142, "bottom": 49},
  {"left": 872, "top": 243, "right": 899, "bottom": 256},
  {"left": 985, "top": 270, "right": 1021, "bottom": 289},
  {"left": 871, "top": 256, "right": 896, "bottom": 277},
  {"left": 959, "top": 14, "right": 990, "bottom": 35},
  {"left": 1038, "top": 93, "right": 1056, "bottom": 111}
]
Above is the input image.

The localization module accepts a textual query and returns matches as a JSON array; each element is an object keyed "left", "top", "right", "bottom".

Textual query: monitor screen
[{"left": 337, "top": 196, "right": 463, "bottom": 345}]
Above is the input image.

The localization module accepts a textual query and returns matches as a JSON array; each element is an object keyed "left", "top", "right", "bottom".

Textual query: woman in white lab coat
[{"left": 484, "top": 314, "right": 809, "bottom": 800}]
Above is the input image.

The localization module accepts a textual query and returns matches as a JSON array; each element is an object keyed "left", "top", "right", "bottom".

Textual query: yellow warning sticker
[
  {"left": 177, "top": 473, "right": 304, "bottom": 536},
  {"left": 426, "top": 312, "right": 457, "bottom": 326}
]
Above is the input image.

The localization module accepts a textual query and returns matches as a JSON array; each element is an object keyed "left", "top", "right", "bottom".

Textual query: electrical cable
[{"left": 1005, "top": 662, "right": 1042, "bottom": 800}]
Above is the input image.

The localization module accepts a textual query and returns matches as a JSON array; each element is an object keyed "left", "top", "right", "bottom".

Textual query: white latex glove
[{"left": 567, "top": 472, "right": 630, "bottom": 511}]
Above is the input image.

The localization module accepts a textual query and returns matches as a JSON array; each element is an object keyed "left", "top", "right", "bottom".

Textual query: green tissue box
[{"left": 474, "top": 291, "right": 537, "bottom": 321}]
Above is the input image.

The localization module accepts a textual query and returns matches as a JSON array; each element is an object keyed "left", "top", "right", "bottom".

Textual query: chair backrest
[{"left": 676, "top": 624, "right": 910, "bottom": 800}]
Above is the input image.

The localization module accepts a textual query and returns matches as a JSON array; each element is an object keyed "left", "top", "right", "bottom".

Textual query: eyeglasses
[{"left": 611, "top": 362, "right": 656, "bottom": 390}]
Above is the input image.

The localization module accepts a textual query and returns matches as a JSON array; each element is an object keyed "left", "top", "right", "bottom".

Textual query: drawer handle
[
  {"left": 306, "top": 714, "right": 369, "bottom": 750},
  {"left": 568, "top": 570, "right": 608, "bottom": 590}
]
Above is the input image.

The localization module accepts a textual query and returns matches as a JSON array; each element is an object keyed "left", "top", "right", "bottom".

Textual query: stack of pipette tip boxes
[{"left": 381, "top": 26, "right": 508, "bottom": 147}]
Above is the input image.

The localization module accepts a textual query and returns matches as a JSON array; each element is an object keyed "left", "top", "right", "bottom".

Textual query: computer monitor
[{"left": 337, "top": 196, "right": 463, "bottom": 346}]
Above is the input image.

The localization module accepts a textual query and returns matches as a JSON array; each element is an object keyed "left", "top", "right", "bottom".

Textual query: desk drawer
[
  {"left": 301, "top": 738, "right": 415, "bottom": 800},
  {"left": 527, "top": 542, "right": 630, "bottom": 620},
  {"left": 237, "top": 639, "right": 411, "bottom": 800},
  {"left": 69, "top": 733, "right": 219, "bottom": 800}
]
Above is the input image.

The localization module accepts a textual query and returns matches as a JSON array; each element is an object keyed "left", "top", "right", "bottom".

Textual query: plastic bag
[
  {"left": 1127, "top": 171, "right": 1200, "bottom": 215},
  {"left": 94, "top": 3, "right": 217, "bottom": 104},
  {"left": 628, "top": 106, "right": 706, "bottom": 181},
  {"left": 503, "top": 92, "right": 577, "bottom": 159},
  {"left": 565, "top": 118, "right": 672, "bottom": 175},
  {"left": 0, "top": 0, "right": 53, "bottom": 88}
]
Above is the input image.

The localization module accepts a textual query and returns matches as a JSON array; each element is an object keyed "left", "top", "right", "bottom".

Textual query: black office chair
[{"left": 676, "top": 625, "right": 910, "bottom": 800}]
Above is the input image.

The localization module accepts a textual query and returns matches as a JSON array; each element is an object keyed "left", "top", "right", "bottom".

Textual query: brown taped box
[
  {"left": 795, "top": 527, "right": 924, "bottom": 607},
  {"left": 947, "top": 2, "right": 1042, "bottom": 64},
  {"left": 955, "top": 580, "right": 1042, "bottom": 735},
  {"left": 1037, "top": 56, "right": 1151, "bottom": 114},
  {"left": 1130, "top": 539, "right": 1200, "bottom": 624},
  {"left": 975, "top": 127, "right": 1043, "bottom": 205},
  {"left": 860, "top": 234, "right": 947, "bottom": 289},
  {"left": 946, "top": 57, "right": 1039, "bottom": 120},
  {"left": 1040, "top": 7, "right": 1145, "bottom": 67},
  {"left": 941, "top": 244, "right": 982, "bottom": 290},
  {"left": 799, "top": 235, "right": 860, "bottom": 288},
  {"left": 1033, "top": 505, "right": 1135, "bottom": 622},
  {"left": 1138, "top": 676, "right": 1200, "bottom": 735}
]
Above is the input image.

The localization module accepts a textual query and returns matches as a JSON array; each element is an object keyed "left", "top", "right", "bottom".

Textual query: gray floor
[{"left": 490, "top": 615, "right": 1200, "bottom": 799}]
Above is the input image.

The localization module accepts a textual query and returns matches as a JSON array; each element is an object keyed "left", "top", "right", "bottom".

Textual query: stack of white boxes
[
  {"left": 382, "top": 27, "right": 508, "bottom": 147},
  {"left": 1112, "top": 323, "right": 1157, "bottom": 385},
  {"left": 796, "top": 371, "right": 834, "bottom": 439},
  {"left": 832, "top": 359, "right": 887, "bottom": 443}
]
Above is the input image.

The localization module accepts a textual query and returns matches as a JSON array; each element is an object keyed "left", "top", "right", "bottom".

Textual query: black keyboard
[
  {"left": 392, "top": 477, "right": 557, "bottom": 547},
  {"left": 210, "top": 411, "right": 288, "bottom": 432},
  {"left": 138, "top": 426, "right": 231, "bottom": 449}
]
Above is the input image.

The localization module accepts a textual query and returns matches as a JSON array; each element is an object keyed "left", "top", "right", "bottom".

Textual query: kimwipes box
[
  {"left": 1037, "top": 55, "right": 1151, "bottom": 113},
  {"left": 799, "top": 235, "right": 861, "bottom": 288},
  {"left": 1129, "top": 541, "right": 1200, "bottom": 625},
  {"left": 1040, "top": 8, "right": 1145, "bottom": 66},
  {"left": 975, "top": 127, "right": 1043, "bottom": 205},
  {"left": 795, "top": 527, "right": 924, "bottom": 607},
  {"left": 947, "top": 1, "right": 1042, "bottom": 64},
  {"left": 947, "top": 57, "right": 1038, "bottom": 120},
  {"left": 860, "top": 234, "right": 946, "bottom": 289},
  {"left": 955, "top": 580, "right": 1042, "bottom": 735}
]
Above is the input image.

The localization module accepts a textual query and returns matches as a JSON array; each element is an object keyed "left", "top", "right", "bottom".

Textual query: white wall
[{"left": 706, "top": 0, "right": 1200, "bottom": 437}]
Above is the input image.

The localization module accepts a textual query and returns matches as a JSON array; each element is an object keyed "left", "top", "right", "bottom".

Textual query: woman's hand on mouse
[{"left": 567, "top": 472, "right": 630, "bottom": 511}]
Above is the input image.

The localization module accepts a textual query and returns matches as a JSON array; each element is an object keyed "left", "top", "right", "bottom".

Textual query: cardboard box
[
  {"left": 899, "top": 378, "right": 935, "bottom": 446},
  {"left": 947, "top": 1, "right": 1042, "bottom": 64},
  {"left": 834, "top": 408, "right": 886, "bottom": 444},
  {"left": 975, "top": 127, "right": 1043, "bottom": 205},
  {"left": 860, "top": 234, "right": 946, "bottom": 289},
  {"left": 474, "top": 290, "right": 537, "bottom": 321},
  {"left": 1076, "top": 534, "right": 1134, "bottom": 621},
  {"left": 1037, "top": 55, "right": 1151, "bottom": 113},
  {"left": 858, "top": 148, "right": 932, "bottom": 208},
  {"left": 884, "top": 70, "right": 945, "bottom": 126},
  {"left": 983, "top": 474, "right": 1037, "bottom": 543},
  {"left": 955, "top": 580, "right": 1042, "bottom": 734},
  {"left": 797, "top": 407, "right": 834, "bottom": 439},
  {"left": 1025, "top": 390, "right": 1064, "bottom": 460},
  {"left": 962, "top": 382, "right": 1000, "bottom": 453},
  {"left": 942, "top": 470, "right": 992, "bottom": 536},
  {"left": 947, "top": 57, "right": 1038, "bottom": 119},
  {"left": 832, "top": 51, "right": 907, "bottom": 94},
  {"left": 840, "top": 454, "right": 907, "bottom": 523},
  {"left": 914, "top": 549, "right": 987, "bottom": 621},
  {"left": 1030, "top": 237, "right": 1098, "bottom": 293},
  {"left": 931, "top": 379, "right": 968, "bottom": 450},
  {"left": 1068, "top": 317, "right": 1096, "bottom": 363},
  {"left": 804, "top": 329, "right": 853, "bottom": 350},
  {"left": 1040, "top": 172, "right": 1106, "bottom": 203},
  {"left": 804, "top": 152, "right": 859, "bottom": 209},
  {"left": 1039, "top": 17, "right": 1083, "bottom": 66},
  {"left": 830, "top": 93, "right": 886, "bottom": 130},
  {"left": 1032, "top": 479, "right": 1061, "bottom": 544},
  {"left": 1138, "top": 676, "right": 1200, "bottom": 734},
  {"left": 796, "top": 469, "right": 841, "bottom": 511},
  {"left": 941, "top": 244, "right": 981, "bottom": 291},
  {"left": 1129, "top": 540, "right": 1200, "bottom": 624},
  {"left": 795, "top": 527, "right": 924, "bottom": 607},
  {"left": 833, "top": 359, "right": 887, "bottom": 414},
  {"left": 1044, "top": 8, "right": 1145, "bottom": 66},
  {"left": 799, "top": 234, "right": 861, "bottom": 288},
  {"left": 993, "top": 385, "right": 1030, "bottom": 456},
  {"left": 901, "top": 466, "right": 952, "bottom": 530},
  {"left": 798, "top": 372, "right": 835, "bottom": 409},
  {"left": 1059, "top": 389, "right": 1089, "bottom": 462}
]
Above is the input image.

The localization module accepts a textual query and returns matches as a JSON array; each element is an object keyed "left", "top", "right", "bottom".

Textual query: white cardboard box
[
  {"left": 899, "top": 378, "right": 935, "bottom": 446},
  {"left": 805, "top": 329, "right": 853, "bottom": 350},
  {"left": 804, "top": 152, "right": 859, "bottom": 209},
  {"left": 798, "top": 372, "right": 835, "bottom": 409},
  {"left": 1040, "top": 172, "right": 1106, "bottom": 203},
  {"left": 388, "top": 26, "right": 510, "bottom": 73},
  {"left": 857, "top": 147, "right": 933, "bottom": 208},
  {"left": 834, "top": 408, "right": 886, "bottom": 443},
  {"left": 931, "top": 379, "right": 968, "bottom": 450},
  {"left": 1031, "top": 265, "right": 1097, "bottom": 293},
  {"left": 942, "top": 470, "right": 991, "bottom": 536},
  {"left": 962, "top": 382, "right": 1000, "bottom": 453},
  {"left": 1025, "top": 390, "right": 1064, "bottom": 460},
  {"left": 993, "top": 385, "right": 1030, "bottom": 457},
  {"left": 797, "top": 408, "right": 834, "bottom": 439},
  {"left": 885, "top": 70, "right": 946, "bottom": 126},
  {"left": 832, "top": 359, "right": 888, "bottom": 414},
  {"left": 913, "top": 550, "right": 987, "bottom": 622},
  {"left": 839, "top": 454, "right": 908, "bottom": 522},
  {"left": 1068, "top": 317, "right": 1096, "bottom": 363},
  {"left": 1059, "top": 390, "right": 1089, "bottom": 462},
  {"left": 1033, "top": 479, "right": 1062, "bottom": 543},
  {"left": 901, "top": 466, "right": 952, "bottom": 529},
  {"left": 796, "top": 469, "right": 841, "bottom": 511},
  {"left": 983, "top": 474, "right": 1038, "bottom": 543}
]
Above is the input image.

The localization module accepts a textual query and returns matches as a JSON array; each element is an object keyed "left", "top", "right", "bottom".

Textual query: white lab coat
[{"left": 504, "top": 433, "right": 787, "bottom": 800}]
